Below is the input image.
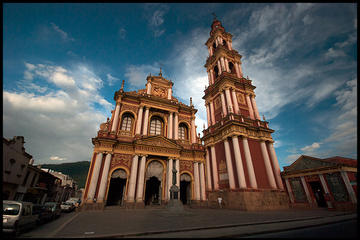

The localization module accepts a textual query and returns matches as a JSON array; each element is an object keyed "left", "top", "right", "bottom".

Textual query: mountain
[{"left": 41, "top": 161, "right": 90, "bottom": 188}]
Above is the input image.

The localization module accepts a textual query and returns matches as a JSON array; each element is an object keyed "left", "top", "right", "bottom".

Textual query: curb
[{"left": 73, "top": 212, "right": 356, "bottom": 238}]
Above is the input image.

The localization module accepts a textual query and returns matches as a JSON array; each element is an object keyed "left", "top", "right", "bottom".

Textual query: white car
[{"left": 60, "top": 202, "right": 74, "bottom": 212}]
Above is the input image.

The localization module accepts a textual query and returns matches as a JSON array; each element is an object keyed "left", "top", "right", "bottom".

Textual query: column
[
  {"left": 225, "top": 88, "right": 233, "bottom": 113},
  {"left": 207, "top": 71, "right": 212, "bottom": 85},
  {"left": 340, "top": 171, "right": 357, "bottom": 203},
  {"left": 319, "top": 174, "right": 333, "bottom": 208},
  {"left": 142, "top": 107, "right": 150, "bottom": 135},
  {"left": 210, "top": 101, "right": 215, "bottom": 125},
  {"left": 206, "top": 103, "right": 211, "bottom": 127},
  {"left": 234, "top": 63, "right": 241, "bottom": 78},
  {"left": 174, "top": 113, "right": 179, "bottom": 140},
  {"left": 111, "top": 103, "right": 121, "bottom": 132},
  {"left": 267, "top": 142, "right": 284, "bottom": 189},
  {"left": 242, "top": 137, "right": 257, "bottom": 189},
  {"left": 87, "top": 152, "right": 103, "bottom": 201},
  {"left": 199, "top": 163, "right": 206, "bottom": 201},
  {"left": 175, "top": 159, "right": 180, "bottom": 189},
  {"left": 205, "top": 148, "right": 212, "bottom": 190},
  {"left": 224, "top": 58, "right": 230, "bottom": 72},
  {"left": 168, "top": 88, "right": 172, "bottom": 100},
  {"left": 251, "top": 95, "right": 261, "bottom": 120},
  {"left": 167, "top": 158, "right": 173, "bottom": 200},
  {"left": 210, "top": 46, "right": 213, "bottom": 56},
  {"left": 220, "top": 57, "right": 226, "bottom": 72},
  {"left": 194, "top": 162, "right": 201, "bottom": 201},
  {"left": 210, "top": 69, "right": 214, "bottom": 84},
  {"left": 260, "top": 141, "right": 277, "bottom": 189},
  {"left": 285, "top": 178, "right": 295, "bottom": 203},
  {"left": 168, "top": 112, "right": 173, "bottom": 139},
  {"left": 300, "top": 176, "right": 313, "bottom": 204},
  {"left": 231, "top": 89, "right": 239, "bottom": 114},
  {"left": 127, "top": 155, "right": 139, "bottom": 202},
  {"left": 237, "top": 63, "right": 243, "bottom": 77},
  {"left": 245, "top": 94, "right": 255, "bottom": 119},
  {"left": 135, "top": 106, "right": 144, "bottom": 135},
  {"left": 220, "top": 91, "right": 227, "bottom": 116},
  {"left": 210, "top": 145, "right": 219, "bottom": 190},
  {"left": 224, "top": 139, "right": 236, "bottom": 189},
  {"left": 232, "top": 136, "right": 246, "bottom": 188},
  {"left": 217, "top": 60, "right": 222, "bottom": 75},
  {"left": 97, "top": 153, "right": 112, "bottom": 202},
  {"left": 136, "top": 155, "right": 146, "bottom": 202},
  {"left": 147, "top": 82, "right": 152, "bottom": 94},
  {"left": 191, "top": 117, "right": 196, "bottom": 144}
]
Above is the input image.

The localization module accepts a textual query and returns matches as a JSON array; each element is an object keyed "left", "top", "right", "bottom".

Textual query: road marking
[{"left": 48, "top": 212, "right": 79, "bottom": 238}]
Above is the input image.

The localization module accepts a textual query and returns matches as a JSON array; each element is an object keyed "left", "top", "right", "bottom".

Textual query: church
[{"left": 82, "top": 17, "right": 288, "bottom": 210}]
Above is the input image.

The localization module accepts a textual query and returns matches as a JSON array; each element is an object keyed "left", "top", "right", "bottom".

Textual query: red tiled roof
[{"left": 322, "top": 156, "right": 357, "bottom": 167}]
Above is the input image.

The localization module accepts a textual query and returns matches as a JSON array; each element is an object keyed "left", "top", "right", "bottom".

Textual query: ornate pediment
[
  {"left": 285, "top": 155, "right": 337, "bottom": 172},
  {"left": 134, "top": 135, "right": 182, "bottom": 150}
]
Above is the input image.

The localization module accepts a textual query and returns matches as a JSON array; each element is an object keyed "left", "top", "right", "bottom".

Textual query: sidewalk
[{"left": 24, "top": 207, "right": 357, "bottom": 238}]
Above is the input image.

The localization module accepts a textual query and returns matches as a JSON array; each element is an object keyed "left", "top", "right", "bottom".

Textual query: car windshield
[{"left": 3, "top": 203, "right": 21, "bottom": 215}]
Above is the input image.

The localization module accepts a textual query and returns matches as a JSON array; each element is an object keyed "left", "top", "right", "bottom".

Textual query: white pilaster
[
  {"left": 232, "top": 136, "right": 246, "bottom": 188},
  {"left": 242, "top": 137, "right": 257, "bottom": 189},
  {"left": 135, "top": 106, "right": 144, "bottom": 135},
  {"left": 225, "top": 58, "right": 230, "bottom": 72},
  {"left": 210, "top": 145, "right": 219, "bottom": 190},
  {"left": 175, "top": 159, "right": 180, "bottom": 188},
  {"left": 168, "top": 112, "right": 173, "bottom": 139},
  {"left": 210, "top": 101, "right": 215, "bottom": 125},
  {"left": 142, "top": 107, "right": 150, "bottom": 135},
  {"left": 127, "top": 155, "right": 139, "bottom": 202},
  {"left": 111, "top": 103, "right": 121, "bottom": 132},
  {"left": 285, "top": 178, "right": 295, "bottom": 203},
  {"left": 231, "top": 89, "right": 239, "bottom": 114},
  {"left": 267, "top": 142, "right": 284, "bottom": 189},
  {"left": 168, "top": 88, "right": 172, "bottom": 100},
  {"left": 251, "top": 95, "right": 261, "bottom": 120},
  {"left": 300, "top": 176, "right": 313, "bottom": 204},
  {"left": 210, "top": 69, "right": 214, "bottom": 84},
  {"left": 135, "top": 155, "right": 146, "bottom": 202},
  {"left": 238, "top": 63, "right": 243, "bottom": 77},
  {"left": 220, "top": 91, "right": 227, "bottom": 116},
  {"left": 224, "top": 139, "right": 236, "bottom": 189},
  {"left": 245, "top": 94, "right": 255, "bottom": 119},
  {"left": 167, "top": 158, "right": 173, "bottom": 200},
  {"left": 340, "top": 171, "right": 357, "bottom": 203},
  {"left": 260, "top": 141, "right": 277, "bottom": 189},
  {"left": 217, "top": 60, "right": 222, "bottom": 75},
  {"left": 191, "top": 117, "right": 196, "bottom": 144},
  {"left": 319, "top": 174, "right": 333, "bottom": 208},
  {"left": 206, "top": 103, "right": 211, "bottom": 127},
  {"left": 174, "top": 113, "right": 179, "bottom": 140},
  {"left": 220, "top": 57, "right": 226, "bottom": 72},
  {"left": 225, "top": 88, "right": 233, "bottom": 113},
  {"left": 199, "top": 163, "right": 206, "bottom": 201},
  {"left": 235, "top": 63, "right": 241, "bottom": 78},
  {"left": 194, "top": 162, "right": 201, "bottom": 201},
  {"left": 87, "top": 152, "right": 103, "bottom": 201},
  {"left": 205, "top": 148, "right": 212, "bottom": 190},
  {"left": 97, "top": 153, "right": 112, "bottom": 202},
  {"left": 147, "top": 82, "right": 152, "bottom": 94}
]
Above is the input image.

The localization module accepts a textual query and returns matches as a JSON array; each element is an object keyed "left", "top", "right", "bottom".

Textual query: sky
[{"left": 3, "top": 3, "right": 357, "bottom": 170}]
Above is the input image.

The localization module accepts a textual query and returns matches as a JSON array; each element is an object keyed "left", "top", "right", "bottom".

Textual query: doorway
[
  {"left": 180, "top": 173, "right": 192, "bottom": 205},
  {"left": 309, "top": 181, "right": 327, "bottom": 208},
  {"left": 145, "top": 176, "right": 161, "bottom": 205},
  {"left": 106, "top": 169, "right": 127, "bottom": 206}
]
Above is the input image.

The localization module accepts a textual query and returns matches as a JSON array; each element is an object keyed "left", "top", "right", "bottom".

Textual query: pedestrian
[{"left": 217, "top": 197, "right": 222, "bottom": 208}]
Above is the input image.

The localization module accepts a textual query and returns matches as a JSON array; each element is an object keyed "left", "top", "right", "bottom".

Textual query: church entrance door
[
  {"left": 106, "top": 169, "right": 127, "bottom": 206},
  {"left": 145, "top": 176, "right": 161, "bottom": 205},
  {"left": 180, "top": 173, "right": 192, "bottom": 205}
]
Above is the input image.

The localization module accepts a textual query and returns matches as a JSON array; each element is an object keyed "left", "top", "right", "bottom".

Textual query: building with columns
[
  {"left": 281, "top": 155, "right": 357, "bottom": 211},
  {"left": 82, "top": 70, "right": 206, "bottom": 209},
  {"left": 201, "top": 17, "right": 289, "bottom": 210}
]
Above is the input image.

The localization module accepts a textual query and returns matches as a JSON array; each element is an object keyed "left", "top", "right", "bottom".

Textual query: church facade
[
  {"left": 82, "top": 71, "right": 206, "bottom": 209},
  {"left": 201, "top": 18, "right": 289, "bottom": 210}
]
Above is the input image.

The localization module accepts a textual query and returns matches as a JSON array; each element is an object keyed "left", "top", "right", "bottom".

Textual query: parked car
[
  {"left": 3, "top": 200, "right": 38, "bottom": 236},
  {"left": 34, "top": 204, "right": 53, "bottom": 225},
  {"left": 60, "top": 201, "right": 75, "bottom": 212},
  {"left": 67, "top": 198, "right": 81, "bottom": 208},
  {"left": 44, "top": 202, "right": 61, "bottom": 219}
]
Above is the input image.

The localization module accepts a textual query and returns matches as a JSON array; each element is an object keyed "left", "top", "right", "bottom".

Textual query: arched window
[
  {"left": 228, "top": 62, "right": 236, "bottom": 75},
  {"left": 178, "top": 123, "right": 189, "bottom": 140},
  {"left": 149, "top": 117, "right": 163, "bottom": 135},
  {"left": 223, "top": 39, "right": 228, "bottom": 48},
  {"left": 212, "top": 42, "right": 217, "bottom": 50},
  {"left": 214, "top": 65, "right": 219, "bottom": 78},
  {"left": 120, "top": 113, "right": 134, "bottom": 132}
]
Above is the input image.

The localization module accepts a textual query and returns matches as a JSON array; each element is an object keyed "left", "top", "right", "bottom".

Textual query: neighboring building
[
  {"left": 82, "top": 69, "right": 205, "bottom": 210},
  {"left": 201, "top": 17, "right": 288, "bottom": 210},
  {"left": 3, "top": 136, "right": 33, "bottom": 200},
  {"left": 281, "top": 155, "right": 357, "bottom": 211}
]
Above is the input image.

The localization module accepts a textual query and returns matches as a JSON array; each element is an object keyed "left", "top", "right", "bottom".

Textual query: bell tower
[{"left": 202, "top": 16, "right": 289, "bottom": 210}]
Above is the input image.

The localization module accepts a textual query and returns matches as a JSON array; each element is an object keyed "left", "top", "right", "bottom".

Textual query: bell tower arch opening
[{"left": 106, "top": 168, "right": 127, "bottom": 206}]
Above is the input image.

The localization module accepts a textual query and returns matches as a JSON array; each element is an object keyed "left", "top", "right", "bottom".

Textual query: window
[
  {"left": 150, "top": 117, "right": 163, "bottom": 135},
  {"left": 178, "top": 123, "right": 188, "bottom": 140},
  {"left": 120, "top": 114, "right": 133, "bottom": 132}
]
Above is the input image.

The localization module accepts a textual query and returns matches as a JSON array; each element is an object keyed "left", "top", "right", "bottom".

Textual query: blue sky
[{"left": 3, "top": 3, "right": 357, "bottom": 169}]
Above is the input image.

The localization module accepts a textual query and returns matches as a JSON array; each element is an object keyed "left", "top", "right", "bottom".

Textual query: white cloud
[
  {"left": 124, "top": 64, "right": 159, "bottom": 88},
  {"left": 50, "top": 22, "right": 75, "bottom": 41},
  {"left": 301, "top": 142, "right": 321, "bottom": 152},
  {"left": 118, "top": 28, "right": 126, "bottom": 39},
  {"left": 50, "top": 156, "right": 67, "bottom": 161},
  {"left": 144, "top": 4, "right": 169, "bottom": 38},
  {"left": 325, "top": 47, "right": 346, "bottom": 59},
  {"left": 106, "top": 73, "right": 120, "bottom": 86}
]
